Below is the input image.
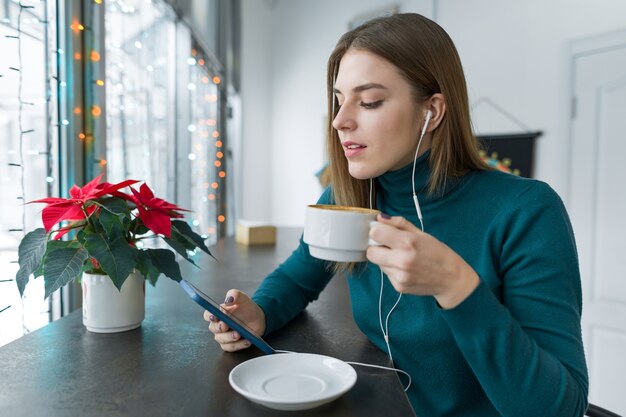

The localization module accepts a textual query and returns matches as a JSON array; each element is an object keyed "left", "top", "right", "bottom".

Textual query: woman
[{"left": 205, "top": 13, "right": 588, "bottom": 416}]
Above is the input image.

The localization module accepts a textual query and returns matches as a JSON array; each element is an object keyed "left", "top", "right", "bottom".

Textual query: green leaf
[
  {"left": 16, "top": 228, "right": 48, "bottom": 296},
  {"left": 83, "top": 232, "right": 138, "bottom": 290},
  {"left": 43, "top": 244, "right": 89, "bottom": 299},
  {"left": 146, "top": 249, "right": 182, "bottom": 282},
  {"left": 136, "top": 251, "right": 160, "bottom": 286},
  {"left": 99, "top": 196, "right": 131, "bottom": 215},
  {"left": 171, "top": 220, "right": 214, "bottom": 259},
  {"left": 130, "top": 218, "right": 149, "bottom": 236},
  {"left": 164, "top": 236, "right": 198, "bottom": 268},
  {"left": 98, "top": 208, "right": 125, "bottom": 241}
]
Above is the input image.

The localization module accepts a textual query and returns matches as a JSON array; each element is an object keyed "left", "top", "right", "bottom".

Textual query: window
[
  {"left": 0, "top": 0, "right": 59, "bottom": 347},
  {"left": 104, "top": 0, "right": 176, "bottom": 198}
]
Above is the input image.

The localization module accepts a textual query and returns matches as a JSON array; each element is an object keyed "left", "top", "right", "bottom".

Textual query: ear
[{"left": 422, "top": 93, "right": 446, "bottom": 132}]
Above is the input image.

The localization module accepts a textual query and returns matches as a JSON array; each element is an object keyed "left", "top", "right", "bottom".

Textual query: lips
[{"left": 342, "top": 141, "right": 367, "bottom": 157}]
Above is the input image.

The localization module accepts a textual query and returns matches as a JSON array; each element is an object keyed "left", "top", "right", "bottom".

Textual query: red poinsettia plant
[{"left": 16, "top": 175, "right": 213, "bottom": 299}]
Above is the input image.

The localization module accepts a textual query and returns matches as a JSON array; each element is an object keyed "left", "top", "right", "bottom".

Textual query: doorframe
[
  {"left": 566, "top": 28, "right": 626, "bottom": 209},
  {"left": 566, "top": 28, "right": 626, "bottom": 409}
]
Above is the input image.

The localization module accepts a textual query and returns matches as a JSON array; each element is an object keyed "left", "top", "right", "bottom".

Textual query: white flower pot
[{"left": 82, "top": 270, "right": 145, "bottom": 333}]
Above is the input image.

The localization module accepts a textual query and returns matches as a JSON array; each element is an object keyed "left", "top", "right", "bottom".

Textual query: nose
[{"left": 332, "top": 103, "right": 356, "bottom": 132}]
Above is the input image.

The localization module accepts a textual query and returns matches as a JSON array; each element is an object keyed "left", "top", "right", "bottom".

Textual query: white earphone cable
[
  {"left": 275, "top": 350, "right": 412, "bottom": 391},
  {"left": 411, "top": 110, "right": 432, "bottom": 232},
  {"left": 369, "top": 178, "right": 407, "bottom": 390}
]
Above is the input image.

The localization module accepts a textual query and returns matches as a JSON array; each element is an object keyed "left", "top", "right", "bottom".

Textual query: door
[{"left": 569, "top": 30, "right": 626, "bottom": 414}]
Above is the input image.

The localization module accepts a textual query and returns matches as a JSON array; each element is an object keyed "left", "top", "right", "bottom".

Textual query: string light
[
  {"left": 91, "top": 105, "right": 102, "bottom": 117},
  {"left": 1, "top": 0, "right": 57, "bottom": 331},
  {"left": 70, "top": 20, "right": 84, "bottom": 33}
]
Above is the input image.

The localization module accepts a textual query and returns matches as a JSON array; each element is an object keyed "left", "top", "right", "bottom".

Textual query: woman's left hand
[{"left": 366, "top": 213, "right": 480, "bottom": 309}]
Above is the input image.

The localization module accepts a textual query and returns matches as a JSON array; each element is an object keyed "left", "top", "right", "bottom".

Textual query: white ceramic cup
[{"left": 303, "top": 204, "right": 381, "bottom": 262}]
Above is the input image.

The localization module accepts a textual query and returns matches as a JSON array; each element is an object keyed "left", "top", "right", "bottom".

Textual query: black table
[{"left": 0, "top": 228, "right": 415, "bottom": 416}]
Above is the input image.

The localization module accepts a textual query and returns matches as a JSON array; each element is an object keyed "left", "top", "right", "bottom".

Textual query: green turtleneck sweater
[{"left": 252, "top": 152, "right": 588, "bottom": 416}]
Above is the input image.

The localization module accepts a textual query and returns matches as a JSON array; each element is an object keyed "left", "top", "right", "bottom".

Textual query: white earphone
[{"left": 411, "top": 109, "right": 432, "bottom": 231}]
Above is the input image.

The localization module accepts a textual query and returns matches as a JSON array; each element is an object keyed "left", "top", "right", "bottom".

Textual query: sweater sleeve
[
  {"left": 252, "top": 187, "right": 335, "bottom": 335},
  {"left": 440, "top": 181, "right": 588, "bottom": 417}
]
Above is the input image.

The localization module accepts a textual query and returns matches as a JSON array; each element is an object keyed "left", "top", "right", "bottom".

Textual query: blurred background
[{"left": 1, "top": 0, "right": 624, "bottom": 412}]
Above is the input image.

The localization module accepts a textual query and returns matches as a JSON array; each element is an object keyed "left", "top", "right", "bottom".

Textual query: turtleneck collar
[{"left": 376, "top": 150, "right": 463, "bottom": 209}]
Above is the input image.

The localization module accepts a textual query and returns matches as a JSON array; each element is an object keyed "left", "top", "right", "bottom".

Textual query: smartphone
[{"left": 179, "top": 279, "right": 275, "bottom": 354}]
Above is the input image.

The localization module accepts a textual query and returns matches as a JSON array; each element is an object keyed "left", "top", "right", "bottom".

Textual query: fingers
[
  {"left": 376, "top": 213, "right": 420, "bottom": 233},
  {"left": 207, "top": 317, "right": 230, "bottom": 333},
  {"left": 203, "top": 289, "right": 257, "bottom": 352},
  {"left": 370, "top": 217, "right": 420, "bottom": 251},
  {"left": 220, "top": 338, "right": 252, "bottom": 352},
  {"left": 223, "top": 289, "right": 240, "bottom": 306},
  {"left": 206, "top": 315, "right": 252, "bottom": 352}
]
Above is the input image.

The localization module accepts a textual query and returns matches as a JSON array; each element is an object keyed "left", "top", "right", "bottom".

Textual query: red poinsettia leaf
[
  {"left": 109, "top": 190, "right": 135, "bottom": 202},
  {"left": 145, "top": 196, "right": 191, "bottom": 213},
  {"left": 129, "top": 186, "right": 143, "bottom": 204},
  {"left": 80, "top": 174, "right": 104, "bottom": 198},
  {"left": 94, "top": 179, "right": 139, "bottom": 197},
  {"left": 137, "top": 205, "right": 172, "bottom": 237},
  {"left": 28, "top": 197, "right": 71, "bottom": 205},
  {"left": 41, "top": 202, "right": 84, "bottom": 232},
  {"left": 139, "top": 183, "right": 155, "bottom": 201},
  {"left": 68, "top": 185, "right": 82, "bottom": 199}
]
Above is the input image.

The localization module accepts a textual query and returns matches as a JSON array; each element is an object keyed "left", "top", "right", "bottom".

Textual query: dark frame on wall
[{"left": 477, "top": 131, "right": 542, "bottom": 178}]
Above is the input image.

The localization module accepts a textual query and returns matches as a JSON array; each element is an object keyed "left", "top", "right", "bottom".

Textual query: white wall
[
  {"left": 240, "top": 0, "right": 274, "bottom": 221},
  {"left": 240, "top": 0, "right": 626, "bottom": 226},
  {"left": 439, "top": 0, "right": 626, "bottom": 203}
]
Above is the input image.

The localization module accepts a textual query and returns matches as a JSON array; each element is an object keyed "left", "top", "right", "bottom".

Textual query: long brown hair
[{"left": 326, "top": 13, "right": 486, "bottom": 209}]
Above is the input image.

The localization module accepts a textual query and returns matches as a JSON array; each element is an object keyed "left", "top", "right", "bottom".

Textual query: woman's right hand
[{"left": 203, "top": 289, "right": 266, "bottom": 352}]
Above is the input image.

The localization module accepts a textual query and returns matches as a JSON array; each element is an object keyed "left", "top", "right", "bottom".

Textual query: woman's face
[{"left": 333, "top": 48, "right": 425, "bottom": 180}]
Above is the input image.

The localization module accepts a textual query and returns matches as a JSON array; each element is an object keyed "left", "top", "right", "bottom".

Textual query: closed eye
[{"left": 360, "top": 100, "right": 383, "bottom": 109}]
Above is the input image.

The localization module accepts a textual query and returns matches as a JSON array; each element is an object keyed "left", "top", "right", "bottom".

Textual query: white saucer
[{"left": 229, "top": 353, "right": 357, "bottom": 411}]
